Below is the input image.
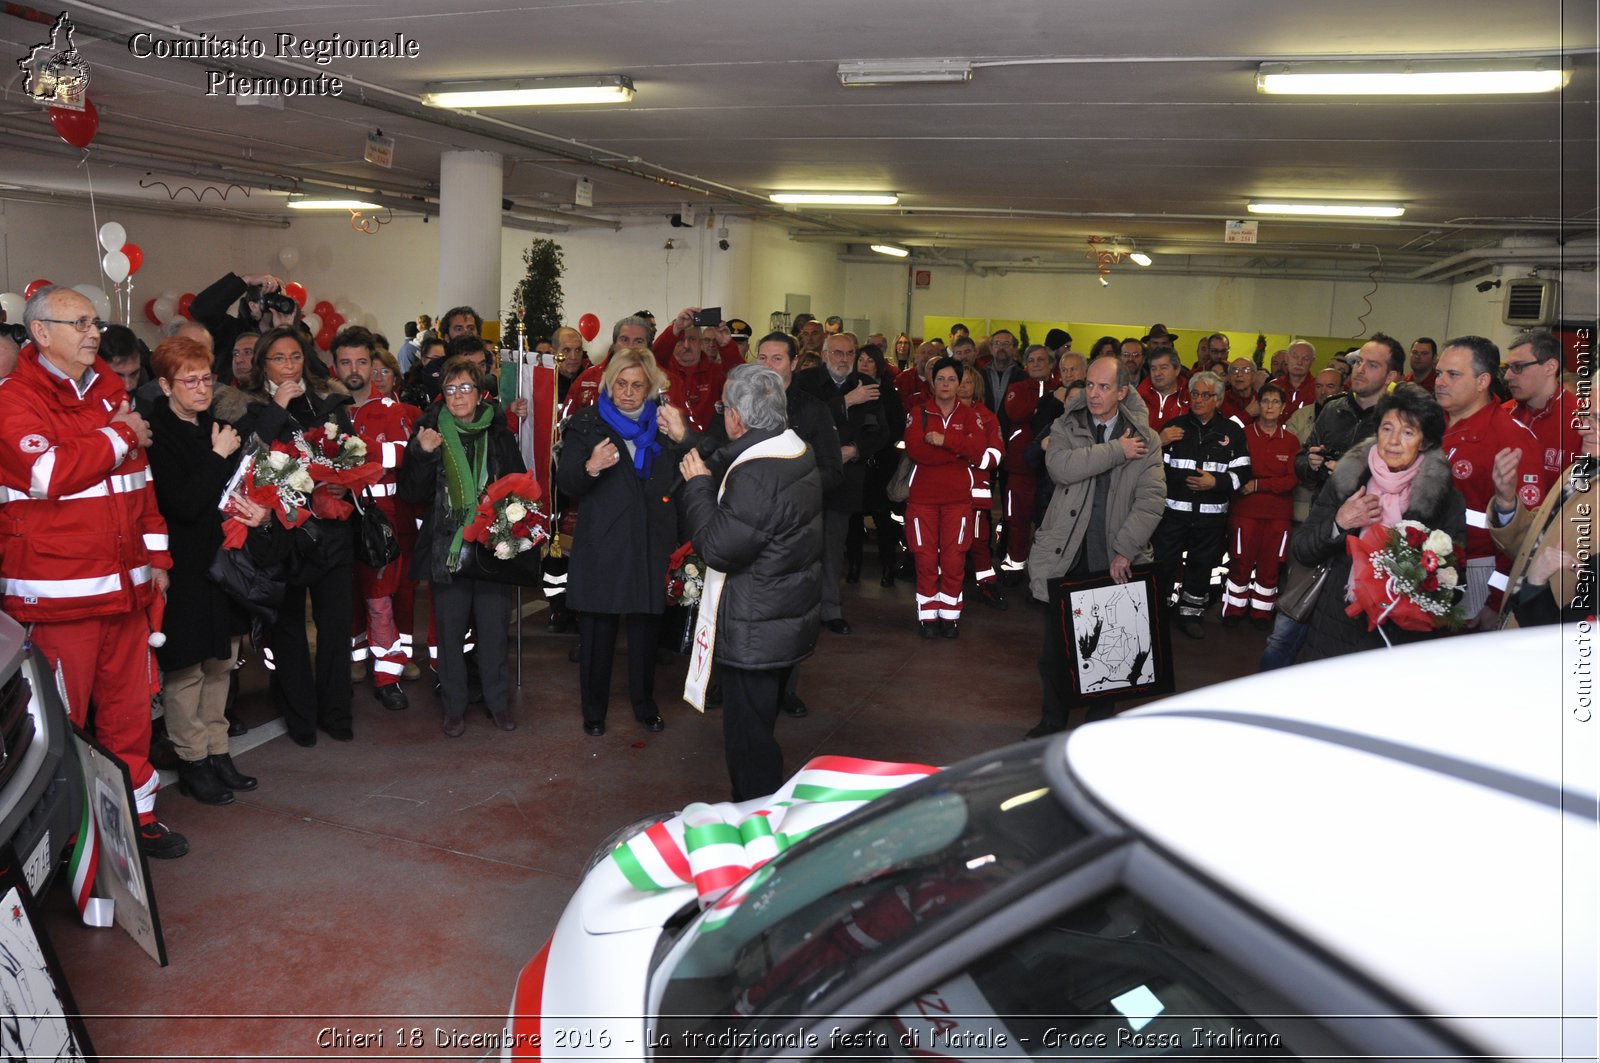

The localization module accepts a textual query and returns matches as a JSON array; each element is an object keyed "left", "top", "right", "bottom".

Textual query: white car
[{"left": 505, "top": 626, "right": 1597, "bottom": 1060}]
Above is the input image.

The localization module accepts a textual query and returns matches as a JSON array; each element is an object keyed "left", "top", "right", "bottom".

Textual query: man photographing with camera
[{"left": 191, "top": 271, "right": 305, "bottom": 376}]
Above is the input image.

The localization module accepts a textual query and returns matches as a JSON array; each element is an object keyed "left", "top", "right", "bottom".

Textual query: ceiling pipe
[
  {"left": 1407, "top": 239, "right": 1600, "bottom": 282},
  {"left": 0, "top": 186, "right": 290, "bottom": 227},
  {"left": 832, "top": 254, "right": 1426, "bottom": 285},
  {"left": 791, "top": 205, "right": 1578, "bottom": 232}
]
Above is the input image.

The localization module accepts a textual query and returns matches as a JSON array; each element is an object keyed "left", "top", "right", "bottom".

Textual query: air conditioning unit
[{"left": 1503, "top": 278, "right": 1559, "bottom": 326}]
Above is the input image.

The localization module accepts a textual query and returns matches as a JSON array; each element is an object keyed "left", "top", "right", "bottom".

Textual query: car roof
[{"left": 1064, "top": 627, "right": 1597, "bottom": 1061}]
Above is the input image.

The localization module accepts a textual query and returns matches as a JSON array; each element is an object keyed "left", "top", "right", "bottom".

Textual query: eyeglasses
[
  {"left": 1503, "top": 359, "right": 1544, "bottom": 376},
  {"left": 442, "top": 383, "right": 478, "bottom": 396},
  {"left": 39, "top": 316, "right": 107, "bottom": 333},
  {"left": 172, "top": 374, "right": 215, "bottom": 390},
  {"left": 371, "top": 367, "right": 394, "bottom": 378},
  {"left": 1190, "top": 389, "right": 1220, "bottom": 400},
  {"left": 1228, "top": 366, "right": 1252, "bottom": 374},
  {"left": 266, "top": 353, "right": 305, "bottom": 365}
]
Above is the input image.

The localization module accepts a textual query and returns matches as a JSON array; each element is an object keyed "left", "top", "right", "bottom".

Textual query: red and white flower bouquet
[
  {"left": 460, "top": 471, "right": 549, "bottom": 560},
  {"left": 1345, "top": 519, "right": 1466, "bottom": 634}
]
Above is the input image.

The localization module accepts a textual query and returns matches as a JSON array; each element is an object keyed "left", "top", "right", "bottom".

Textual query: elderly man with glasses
[
  {"left": 0, "top": 286, "right": 187, "bottom": 858},
  {"left": 1151, "top": 370, "right": 1253, "bottom": 639}
]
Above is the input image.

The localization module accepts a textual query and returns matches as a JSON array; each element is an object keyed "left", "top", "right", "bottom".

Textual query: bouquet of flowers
[
  {"left": 1345, "top": 520, "right": 1466, "bottom": 634},
  {"left": 666, "top": 541, "right": 705, "bottom": 605},
  {"left": 460, "top": 471, "right": 549, "bottom": 560},
  {"left": 231, "top": 441, "right": 315, "bottom": 534}
]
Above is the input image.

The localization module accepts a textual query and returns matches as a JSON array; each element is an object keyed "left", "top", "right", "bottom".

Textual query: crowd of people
[{"left": 0, "top": 274, "right": 1588, "bottom": 847}]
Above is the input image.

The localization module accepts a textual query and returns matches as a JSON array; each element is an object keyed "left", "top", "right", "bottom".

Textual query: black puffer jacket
[
  {"left": 398, "top": 401, "right": 526, "bottom": 583},
  {"left": 1293, "top": 437, "right": 1466, "bottom": 662},
  {"left": 679, "top": 427, "right": 823, "bottom": 670}
]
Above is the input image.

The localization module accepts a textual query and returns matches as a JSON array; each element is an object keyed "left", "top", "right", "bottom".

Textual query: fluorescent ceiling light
[
  {"left": 1248, "top": 201, "right": 1405, "bottom": 219},
  {"left": 838, "top": 59, "right": 973, "bottom": 87},
  {"left": 770, "top": 192, "right": 900, "bottom": 206},
  {"left": 1256, "top": 57, "right": 1570, "bottom": 96},
  {"left": 287, "top": 198, "right": 382, "bottom": 210},
  {"left": 870, "top": 243, "right": 910, "bottom": 257},
  {"left": 422, "top": 75, "right": 635, "bottom": 109},
  {"left": 1128, "top": 252, "right": 1153, "bottom": 267}
]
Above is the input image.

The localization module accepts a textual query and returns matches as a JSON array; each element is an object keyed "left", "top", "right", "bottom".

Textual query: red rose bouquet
[
  {"left": 1345, "top": 519, "right": 1466, "bottom": 636},
  {"left": 460, "top": 471, "right": 549, "bottom": 560},
  {"left": 227, "top": 441, "right": 315, "bottom": 537},
  {"left": 665, "top": 541, "right": 706, "bottom": 605}
]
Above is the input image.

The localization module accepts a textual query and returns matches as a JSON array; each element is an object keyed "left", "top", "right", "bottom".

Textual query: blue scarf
[{"left": 597, "top": 392, "right": 661, "bottom": 479}]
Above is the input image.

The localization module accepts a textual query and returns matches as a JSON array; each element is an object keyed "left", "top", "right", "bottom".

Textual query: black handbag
[
  {"left": 449, "top": 541, "right": 543, "bottom": 586},
  {"left": 885, "top": 409, "right": 927, "bottom": 504},
  {"left": 353, "top": 489, "right": 400, "bottom": 569},
  {"left": 207, "top": 542, "right": 286, "bottom": 623},
  {"left": 1277, "top": 559, "right": 1332, "bottom": 623}
]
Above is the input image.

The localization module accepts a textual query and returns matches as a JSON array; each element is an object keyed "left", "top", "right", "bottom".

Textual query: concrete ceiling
[{"left": 1, "top": 0, "right": 1595, "bottom": 280}]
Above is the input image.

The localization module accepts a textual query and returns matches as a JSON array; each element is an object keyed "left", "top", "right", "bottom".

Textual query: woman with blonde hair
[{"left": 555, "top": 348, "right": 690, "bottom": 735}]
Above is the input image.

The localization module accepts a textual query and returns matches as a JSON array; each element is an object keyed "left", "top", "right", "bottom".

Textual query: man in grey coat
[
  {"left": 1026, "top": 355, "right": 1166, "bottom": 737},
  {"left": 679, "top": 365, "right": 823, "bottom": 800}
]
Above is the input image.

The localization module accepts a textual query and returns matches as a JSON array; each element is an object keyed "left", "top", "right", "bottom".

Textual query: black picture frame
[
  {"left": 0, "top": 845, "right": 97, "bottom": 1060},
  {"left": 70, "top": 725, "right": 168, "bottom": 967},
  {"left": 1047, "top": 565, "right": 1176, "bottom": 702}
]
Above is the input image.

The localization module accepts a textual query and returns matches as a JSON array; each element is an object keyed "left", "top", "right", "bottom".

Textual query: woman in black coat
[
  {"left": 399, "top": 357, "right": 526, "bottom": 736},
  {"left": 1293, "top": 386, "right": 1466, "bottom": 662},
  {"left": 846, "top": 343, "right": 905, "bottom": 585},
  {"left": 233, "top": 326, "right": 357, "bottom": 747},
  {"left": 145, "top": 337, "right": 265, "bottom": 804},
  {"left": 555, "top": 348, "right": 688, "bottom": 737}
]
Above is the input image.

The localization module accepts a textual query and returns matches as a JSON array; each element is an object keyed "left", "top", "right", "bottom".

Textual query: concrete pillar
[{"left": 437, "top": 151, "right": 502, "bottom": 327}]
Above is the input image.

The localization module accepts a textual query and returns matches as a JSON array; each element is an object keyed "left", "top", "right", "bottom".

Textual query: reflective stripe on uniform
[
  {"left": 2, "top": 564, "right": 151, "bottom": 600},
  {"left": 1464, "top": 508, "right": 1489, "bottom": 529},
  {"left": 143, "top": 532, "right": 168, "bottom": 551}
]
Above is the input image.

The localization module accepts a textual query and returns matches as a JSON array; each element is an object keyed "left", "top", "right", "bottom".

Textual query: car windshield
[{"left": 648, "top": 745, "right": 1088, "bottom": 1046}]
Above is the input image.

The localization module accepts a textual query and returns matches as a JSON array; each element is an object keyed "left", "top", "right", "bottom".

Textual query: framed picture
[
  {"left": 0, "top": 848, "right": 96, "bottom": 1060},
  {"left": 1047, "top": 565, "right": 1176, "bottom": 702},
  {"left": 70, "top": 726, "right": 168, "bottom": 967}
]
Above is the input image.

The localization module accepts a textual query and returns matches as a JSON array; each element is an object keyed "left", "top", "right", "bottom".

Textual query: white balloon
[
  {"left": 302, "top": 312, "right": 322, "bottom": 337},
  {"left": 334, "top": 301, "right": 356, "bottom": 320},
  {"left": 153, "top": 296, "right": 178, "bottom": 324},
  {"left": 98, "top": 221, "right": 127, "bottom": 253},
  {"left": 73, "top": 283, "right": 111, "bottom": 320},
  {"left": 161, "top": 288, "right": 179, "bottom": 301},
  {"left": 102, "top": 250, "right": 131, "bottom": 285},
  {"left": 0, "top": 292, "right": 23, "bottom": 321},
  {"left": 278, "top": 247, "right": 301, "bottom": 271}
]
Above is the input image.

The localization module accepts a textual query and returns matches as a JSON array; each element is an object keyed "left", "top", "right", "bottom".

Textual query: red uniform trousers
[
  {"left": 1221, "top": 515, "right": 1293, "bottom": 620},
  {"left": 353, "top": 554, "right": 417, "bottom": 687},
  {"left": 1003, "top": 471, "right": 1036, "bottom": 565},
  {"left": 968, "top": 508, "right": 997, "bottom": 585},
  {"left": 31, "top": 612, "right": 160, "bottom": 822},
  {"left": 906, "top": 501, "right": 971, "bottom": 621}
]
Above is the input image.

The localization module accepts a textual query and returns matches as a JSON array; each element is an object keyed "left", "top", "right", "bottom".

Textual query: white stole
[{"left": 683, "top": 429, "right": 808, "bottom": 711}]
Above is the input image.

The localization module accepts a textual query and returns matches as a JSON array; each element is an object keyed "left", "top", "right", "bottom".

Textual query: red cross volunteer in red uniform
[{"left": 0, "top": 287, "right": 186, "bottom": 858}]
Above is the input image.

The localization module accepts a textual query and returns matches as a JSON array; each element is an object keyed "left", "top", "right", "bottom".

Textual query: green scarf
[{"left": 440, "top": 403, "right": 495, "bottom": 568}]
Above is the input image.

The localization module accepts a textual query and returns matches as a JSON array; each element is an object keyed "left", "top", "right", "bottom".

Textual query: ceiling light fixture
[
  {"left": 837, "top": 59, "right": 973, "bottom": 87},
  {"left": 770, "top": 192, "right": 900, "bottom": 206},
  {"left": 421, "top": 75, "right": 635, "bottom": 109},
  {"left": 1256, "top": 57, "right": 1570, "bottom": 96},
  {"left": 1128, "top": 251, "right": 1153, "bottom": 267},
  {"left": 287, "top": 197, "right": 382, "bottom": 210},
  {"left": 870, "top": 243, "right": 910, "bottom": 258},
  {"left": 1247, "top": 201, "right": 1405, "bottom": 218}
]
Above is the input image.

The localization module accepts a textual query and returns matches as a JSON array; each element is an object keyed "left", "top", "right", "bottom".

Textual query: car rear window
[{"left": 648, "top": 745, "right": 1089, "bottom": 1047}]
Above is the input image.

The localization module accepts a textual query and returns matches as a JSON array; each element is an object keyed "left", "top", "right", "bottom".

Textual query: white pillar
[{"left": 437, "top": 151, "right": 503, "bottom": 326}]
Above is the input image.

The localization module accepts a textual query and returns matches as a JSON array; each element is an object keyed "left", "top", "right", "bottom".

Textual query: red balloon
[
  {"left": 23, "top": 279, "right": 52, "bottom": 299},
  {"left": 324, "top": 312, "right": 345, "bottom": 333},
  {"left": 577, "top": 313, "right": 601, "bottom": 342},
  {"left": 177, "top": 292, "right": 195, "bottom": 319},
  {"left": 143, "top": 298, "right": 160, "bottom": 325},
  {"left": 122, "top": 242, "right": 144, "bottom": 276},
  {"left": 48, "top": 97, "right": 99, "bottom": 149},
  {"left": 283, "top": 281, "right": 309, "bottom": 309},
  {"left": 316, "top": 327, "right": 335, "bottom": 350},
  {"left": 313, "top": 300, "right": 335, "bottom": 317}
]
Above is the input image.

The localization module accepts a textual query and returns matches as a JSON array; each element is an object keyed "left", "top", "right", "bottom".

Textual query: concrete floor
[{"left": 40, "top": 567, "right": 1265, "bottom": 1060}]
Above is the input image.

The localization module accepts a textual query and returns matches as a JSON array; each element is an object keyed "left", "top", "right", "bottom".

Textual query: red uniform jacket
[
  {"left": 1137, "top": 378, "right": 1190, "bottom": 432},
  {"left": 1001, "top": 377, "right": 1056, "bottom": 473},
  {"left": 1219, "top": 389, "right": 1256, "bottom": 427},
  {"left": 653, "top": 324, "right": 744, "bottom": 376},
  {"left": 660, "top": 356, "right": 726, "bottom": 434},
  {"left": 560, "top": 362, "right": 606, "bottom": 421},
  {"left": 903, "top": 399, "right": 995, "bottom": 506},
  {"left": 1407, "top": 368, "right": 1438, "bottom": 394},
  {"left": 966, "top": 402, "right": 1004, "bottom": 507},
  {"left": 1443, "top": 400, "right": 1543, "bottom": 608},
  {"left": 0, "top": 345, "right": 172, "bottom": 621},
  {"left": 894, "top": 366, "right": 930, "bottom": 409},
  {"left": 1231, "top": 422, "right": 1300, "bottom": 521},
  {"left": 1268, "top": 374, "right": 1318, "bottom": 418},
  {"left": 353, "top": 395, "right": 423, "bottom": 536},
  {"left": 1506, "top": 387, "right": 1582, "bottom": 494}
]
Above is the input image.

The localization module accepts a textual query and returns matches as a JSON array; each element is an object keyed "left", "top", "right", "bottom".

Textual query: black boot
[
  {"left": 845, "top": 561, "right": 862, "bottom": 584},
  {"left": 177, "top": 758, "right": 233, "bottom": 805},
  {"left": 209, "top": 753, "right": 257, "bottom": 792}
]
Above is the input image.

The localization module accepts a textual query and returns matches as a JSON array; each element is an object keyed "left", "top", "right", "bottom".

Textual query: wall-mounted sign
[
  {"left": 914, "top": 270, "right": 932, "bottom": 289},
  {"left": 1225, "top": 220, "right": 1258, "bottom": 244}
]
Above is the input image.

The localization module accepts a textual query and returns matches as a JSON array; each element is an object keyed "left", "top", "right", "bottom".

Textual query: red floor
[{"left": 39, "top": 571, "right": 1264, "bottom": 1060}]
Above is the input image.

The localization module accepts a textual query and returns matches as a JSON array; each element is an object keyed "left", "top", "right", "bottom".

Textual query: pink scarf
[{"left": 1365, "top": 445, "right": 1423, "bottom": 526}]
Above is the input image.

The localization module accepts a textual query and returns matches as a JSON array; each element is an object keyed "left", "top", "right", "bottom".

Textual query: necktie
[{"left": 1095, "top": 422, "right": 1107, "bottom": 444}]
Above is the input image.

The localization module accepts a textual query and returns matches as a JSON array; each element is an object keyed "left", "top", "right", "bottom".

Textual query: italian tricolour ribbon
[
  {"left": 682, "top": 429, "right": 808, "bottom": 711},
  {"left": 609, "top": 755, "right": 938, "bottom": 922}
]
